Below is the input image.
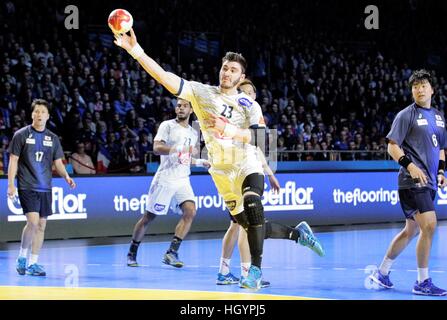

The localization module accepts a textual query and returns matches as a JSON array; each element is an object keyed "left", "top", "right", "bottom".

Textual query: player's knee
[
  {"left": 181, "top": 201, "right": 196, "bottom": 220},
  {"left": 26, "top": 219, "right": 39, "bottom": 231},
  {"left": 421, "top": 221, "right": 437, "bottom": 235},
  {"left": 143, "top": 211, "right": 157, "bottom": 225},
  {"left": 243, "top": 194, "right": 264, "bottom": 226},
  {"left": 37, "top": 222, "right": 47, "bottom": 233}
]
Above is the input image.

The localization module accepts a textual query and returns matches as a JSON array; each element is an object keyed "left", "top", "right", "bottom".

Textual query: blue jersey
[
  {"left": 387, "top": 103, "right": 447, "bottom": 190},
  {"left": 8, "top": 125, "right": 64, "bottom": 192}
]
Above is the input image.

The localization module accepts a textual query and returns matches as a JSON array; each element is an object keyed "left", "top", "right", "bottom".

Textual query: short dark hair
[
  {"left": 222, "top": 52, "right": 247, "bottom": 73},
  {"left": 409, "top": 69, "right": 433, "bottom": 88},
  {"left": 31, "top": 99, "right": 50, "bottom": 113},
  {"left": 238, "top": 79, "right": 256, "bottom": 93}
]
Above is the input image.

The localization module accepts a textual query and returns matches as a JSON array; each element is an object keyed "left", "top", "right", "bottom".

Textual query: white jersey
[
  {"left": 177, "top": 79, "right": 265, "bottom": 166},
  {"left": 153, "top": 119, "right": 198, "bottom": 182}
]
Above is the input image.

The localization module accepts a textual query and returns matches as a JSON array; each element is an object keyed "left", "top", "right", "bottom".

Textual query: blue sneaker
[
  {"left": 16, "top": 257, "right": 26, "bottom": 275},
  {"left": 26, "top": 264, "right": 46, "bottom": 276},
  {"left": 369, "top": 270, "right": 394, "bottom": 289},
  {"left": 216, "top": 272, "right": 239, "bottom": 285},
  {"left": 162, "top": 251, "right": 184, "bottom": 268},
  {"left": 240, "top": 265, "right": 262, "bottom": 290},
  {"left": 296, "top": 222, "right": 325, "bottom": 257},
  {"left": 239, "top": 276, "right": 270, "bottom": 288},
  {"left": 413, "top": 278, "right": 447, "bottom": 296}
]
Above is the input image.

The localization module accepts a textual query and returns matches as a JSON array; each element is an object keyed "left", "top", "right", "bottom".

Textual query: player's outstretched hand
[
  {"left": 407, "top": 163, "right": 428, "bottom": 186},
  {"left": 202, "top": 160, "right": 211, "bottom": 169},
  {"left": 268, "top": 175, "right": 280, "bottom": 194},
  {"left": 7, "top": 184, "right": 17, "bottom": 200},
  {"left": 65, "top": 177, "right": 76, "bottom": 189},
  {"left": 437, "top": 174, "right": 446, "bottom": 188},
  {"left": 114, "top": 28, "right": 137, "bottom": 52}
]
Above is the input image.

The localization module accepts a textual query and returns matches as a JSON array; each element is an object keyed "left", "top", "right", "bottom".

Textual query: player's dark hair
[
  {"left": 31, "top": 99, "right": 50, "bottom": 113},
  {"left": 408, "top": 69, "right": 433, "bottom": 88},
  {"left": 222, "top": 52, "right": 247, "bottom": 73},
  {"left": 238, "top": 79, "right": 256, "bottom": 93}
]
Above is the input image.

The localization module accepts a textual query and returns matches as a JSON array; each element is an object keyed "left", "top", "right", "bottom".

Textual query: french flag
[{"left": 97, "top": 145, "right": 111, "bottom": 173}]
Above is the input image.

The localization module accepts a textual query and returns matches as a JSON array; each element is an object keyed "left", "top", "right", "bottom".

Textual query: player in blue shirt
[
  {"left": 7, "top": 99, "right": 76, "bottom": 276},
  {"left": 369, "top": 70, "right": 447, "bottom": 296}
]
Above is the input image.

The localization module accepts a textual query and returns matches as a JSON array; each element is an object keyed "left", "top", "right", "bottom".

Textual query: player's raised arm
[{"left": 114, "top": 28, "right": 182, "bottom": 95}]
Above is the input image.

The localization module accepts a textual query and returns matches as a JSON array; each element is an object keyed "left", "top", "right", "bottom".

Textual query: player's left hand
[
  {"left": 66, "top": 176, "right": 76, "bottom": 189},
  {"left": 202, "top": 160, "right": 211, "bottom": 169},
  {"left": 268, "top": 175, "right": 280, "bottom": 194},
  {"left": 437, "top": 174, "right": 446, "bottom": 188},
  {"left": 204, "top": 113, "right": 227, "bottom": 134}
]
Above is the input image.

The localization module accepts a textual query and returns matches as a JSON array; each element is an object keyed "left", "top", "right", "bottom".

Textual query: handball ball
[{"left": 108, "top": 9, "right": 133, "bottom": 34}]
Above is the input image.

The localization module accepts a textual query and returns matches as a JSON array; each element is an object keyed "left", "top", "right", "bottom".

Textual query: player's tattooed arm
[{"left": 114, "top": 28, "right": 182, "bottom": 95}]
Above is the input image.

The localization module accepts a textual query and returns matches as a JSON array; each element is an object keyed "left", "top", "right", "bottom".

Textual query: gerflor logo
[
  {"left": 262, "top": 181, "right": 314, "bottom": 211},
  {"left": 7, "top": 187, "right": 87, "bottom": 222}
]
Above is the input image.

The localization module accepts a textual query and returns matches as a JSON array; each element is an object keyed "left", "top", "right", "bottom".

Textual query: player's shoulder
[
  {"left": 13, "top": 125, "right": 31, "bottom": 138},
  {"left": 235, "top": 92, "right": 259, "bottom": 109},
  {"left": 44, "top": 128, "right": 59, "bottom": 138},
  {"left": 396, "top": 103, "right": 417, "bottom": 119}
]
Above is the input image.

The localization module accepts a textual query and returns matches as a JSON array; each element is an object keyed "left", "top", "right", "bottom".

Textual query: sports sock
[
  {"left": 265, "top": 221, "right": 298, "bottom": 241},
  {"left": 19, "top": 247, "right": 28, "bottom": 259},
  {"left": 379, "top": 256, "right": 394, "bottom": 275},
  {"left": 241, "top": 262, "right": 251, "bottom": 278},
  {"left": 168, "top": 236, "right": 183, "bottom": 253},
  {"left": 29, "top": 254, "right": 38, "bottom": 266},
  {"left": 219, "top": 258, "right": 231, "bottom": 275},
  {"left": 129, "top": 239, "right": 141, "bottom": 255},
  {"left": 417, "top": 268, "right": 429, "bottom": 283}
]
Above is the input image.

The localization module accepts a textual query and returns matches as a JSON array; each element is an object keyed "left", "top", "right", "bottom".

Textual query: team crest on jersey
[
  {"left": 225, "top": 200, "right": 237, "bottom": 211},
  {"left": 238, "top": 97, "right": 253, "bottom": 108},
  {"left": 154, "top": 203, "right": 166, "bottom": 212}
]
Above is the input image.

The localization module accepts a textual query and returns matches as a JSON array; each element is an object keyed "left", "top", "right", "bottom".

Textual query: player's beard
[
  {"left": 220, "top": 76, "right": 241, "bottom": 90},
  {"left": 177, "top": 115, "right": 189, "bottom": 121}
]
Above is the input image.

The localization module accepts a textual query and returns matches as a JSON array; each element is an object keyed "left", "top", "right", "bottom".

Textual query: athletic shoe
[
  {"left": 296, "top": 221, "right": 325, "bottom": 257},
  {"left": 239, "top": 276, "right": 270, "bottom": 288},
  {"left": 26, "top": 264, "right": 46, "bottom": 276},
  {"left": 369, "top": 270, "right": 394, "bottom": 289},
  {"left": 16, "top": 257, "right": 26, "bottom": 275},
  {"left": 216, "top": 272, "right": 239, "bottom": 285},
  {"left": 240, "top": 265, "right": 262, "bottom": 290},
  {"left": 413, "top": 278, "right": 447, "bottom": 296},
  {"left": 127, "top": 253, "right": 138, "bottom": 267},
  {"left": 162, "top": 251, "right": 184, "bottom": 268}
]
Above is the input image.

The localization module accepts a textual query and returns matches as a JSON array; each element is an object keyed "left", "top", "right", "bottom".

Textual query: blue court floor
[{"left": 1, "top": 222, "right": 446, "bottom": 300}]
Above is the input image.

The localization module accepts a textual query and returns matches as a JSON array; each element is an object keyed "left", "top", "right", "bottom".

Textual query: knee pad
[
  {"left": 233, "top": 211, "right": 250, "bottom": 230},
  {"left": 244, "top": 195, "right": 264, "bottom": 225}
]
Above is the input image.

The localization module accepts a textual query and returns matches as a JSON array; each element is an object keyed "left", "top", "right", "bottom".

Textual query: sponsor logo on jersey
[
  {"left": 44, "top": 136, "right": 52, "bottom": 141},
  {"left": 238, "top": 97, "right": 253, "bottom": 108},
  {"left": 154, "top": 203, "right": 166, "bottom": 212},
  {"left": 43, "top": 141, "right": 53, "bottom": 147},
  {"left": 436, "top": 120, "right": 445, "bottom": 128},
  {"left": 26, "top": 138, "right": 36, "bottom": 144},
  {"left": 417, "top": 119, "right": 428, "bottom": 126},
  {"left": 7, "top": 187, "right": 87, "bottom": 222}
]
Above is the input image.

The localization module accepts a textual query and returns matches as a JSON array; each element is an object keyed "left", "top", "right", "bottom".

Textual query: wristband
[
  {"left": 129, "top": 43, "right": 145, "bottom": 60},
  {"left": 223, "top": 123, "right": 237, "bottom": 138},
  {"left": 398, "top": 155, "right": 412, "bottom": 169}
]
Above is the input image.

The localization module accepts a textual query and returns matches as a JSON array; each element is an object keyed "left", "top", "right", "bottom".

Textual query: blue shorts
[
  {"left": 18, "top": 190, "right": 53, "bottom": 218},
  {"left": 398, "top": 187, "right": 436, "bottom": 220}
]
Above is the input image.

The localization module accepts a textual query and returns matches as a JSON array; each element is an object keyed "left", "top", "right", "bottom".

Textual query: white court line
[
  {"left": 407, "top": 270, "right": 417, "bottom": 272},
  {"left": 112, "top": 264, "right": 123, "bottom": 267},
  {"left": 285, "top": 267, "right": 297, "bottom": 269},
  {"left": 308, "top": 267, "right": 322, "bottom": 270},
  {"left": 431, "top": 270, "right": 445, "bottom": 273},
  {"left": 87, "top": 264, "right": 101, "bottom": 266},
  {"left": 333, "top": 268, "right": 347, "bottom": 271}
]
